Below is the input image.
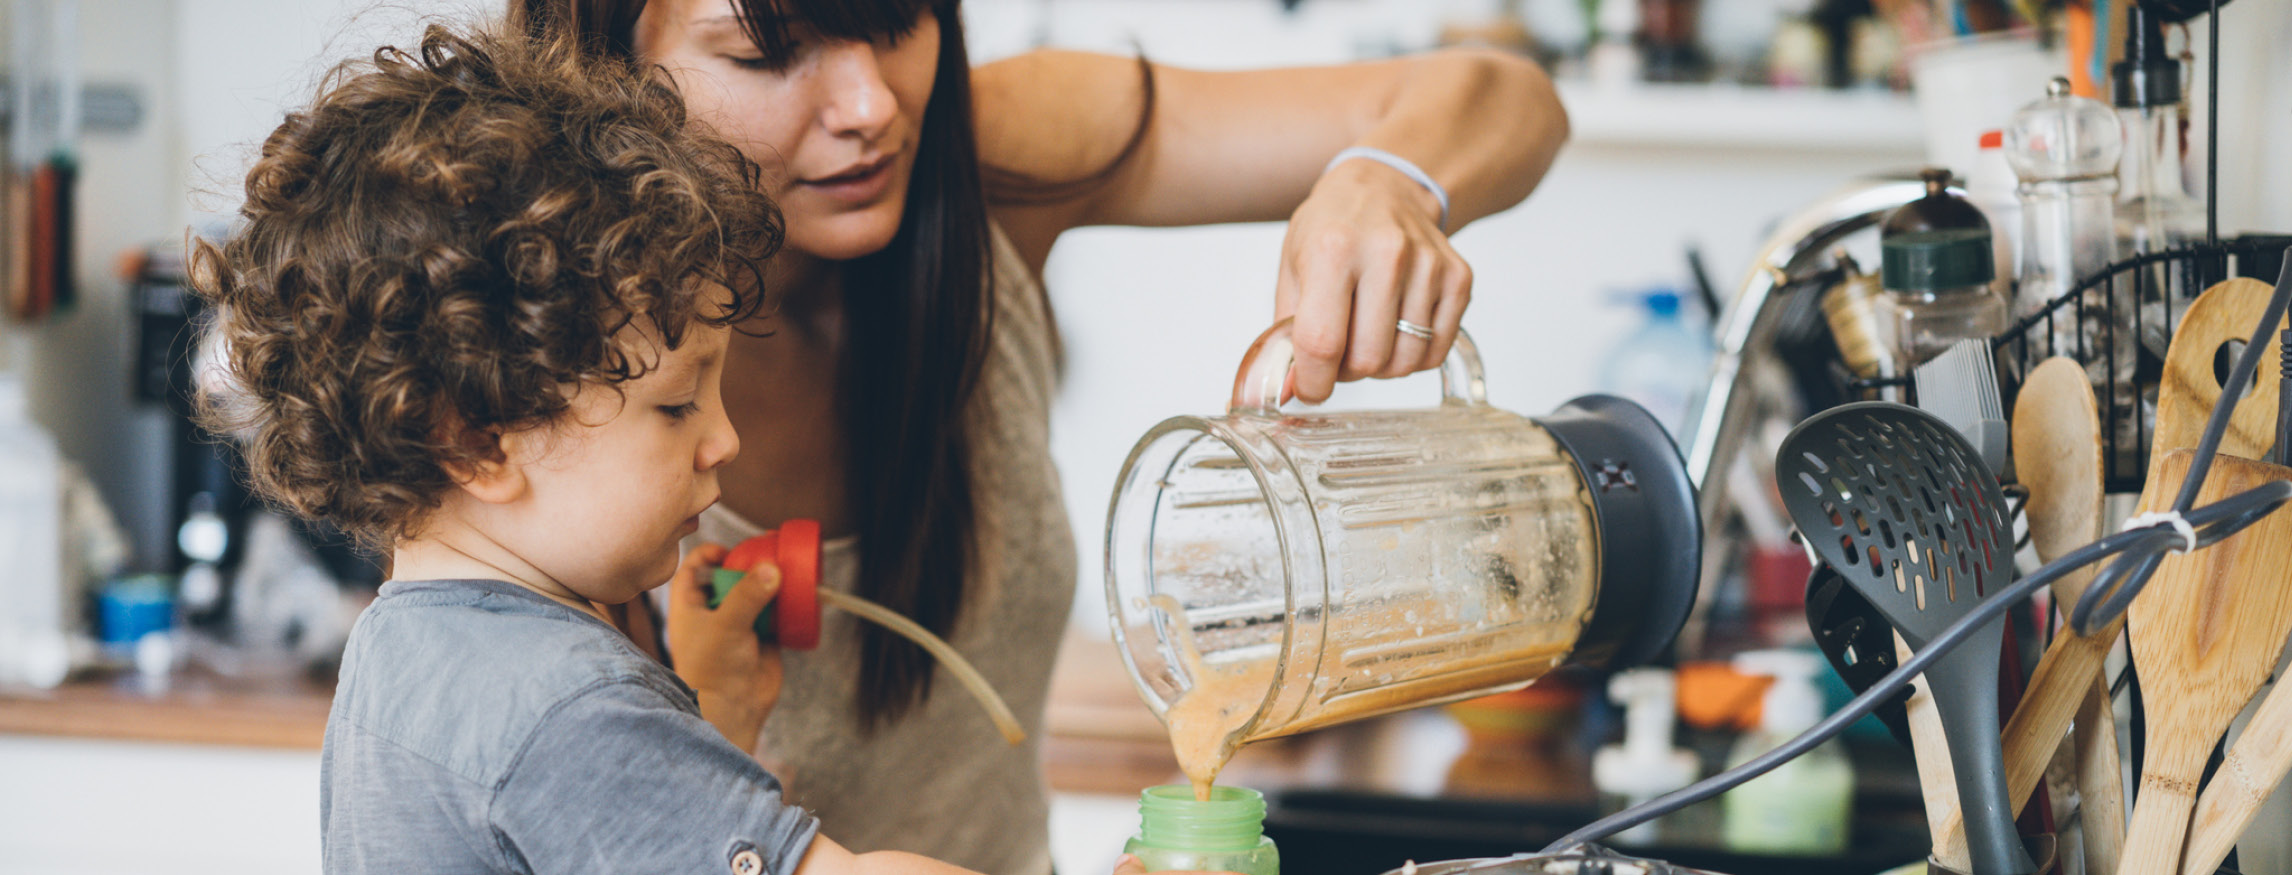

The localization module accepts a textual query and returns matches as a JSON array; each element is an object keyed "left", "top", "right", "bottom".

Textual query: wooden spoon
[
  {"left": 1973, "top": 356, "right": 2121, "bottom": 875},
  {"left": 2108, "top": 278, "right": 2292, "bottom": 875},
  {"left": 1983, "top": 278, "right": 2286, "bottom": 873},
  {"left": 1934, "top": 357, "right": 2110, "bottom": 863},
  {"left": 2072, "top": 669, "right": 2127, "bottom": 875},
  {"left": 2117, "top": 449, "right": 2292, "bottom": 875}
]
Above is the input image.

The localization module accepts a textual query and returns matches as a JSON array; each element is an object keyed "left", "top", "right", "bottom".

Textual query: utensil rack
[
  {"left": 1834, "top": 0, "right": 2285, "bottom": 494},
  {"left": 1848, "top": 238, "right": 2289, "bottom": 492}
]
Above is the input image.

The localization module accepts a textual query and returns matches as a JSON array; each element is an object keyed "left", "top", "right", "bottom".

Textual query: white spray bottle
[{"left": 1592, "top": 668, "right": 1698, "bottom": 846}]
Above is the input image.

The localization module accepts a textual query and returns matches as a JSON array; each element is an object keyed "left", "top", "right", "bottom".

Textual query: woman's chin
[{"left": 784, "top": 202, "right": 906, "bottom": 261}]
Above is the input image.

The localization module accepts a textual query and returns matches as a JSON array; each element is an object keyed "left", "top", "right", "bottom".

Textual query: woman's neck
[
  {"left": 742, "top": 249, "right": 847, "bottom": 353},
  {"left": 763, "top": 250, "right": 835, "bottom": 320}
]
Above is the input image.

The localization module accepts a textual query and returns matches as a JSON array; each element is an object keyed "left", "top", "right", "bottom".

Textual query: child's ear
[{"left": 441, "top": 428, "right": 530, "bottom": 505}]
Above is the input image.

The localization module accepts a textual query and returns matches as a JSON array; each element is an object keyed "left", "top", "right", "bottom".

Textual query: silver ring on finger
[{"left": 1396, "top": 319, "right": 1435, "bottom": 341}]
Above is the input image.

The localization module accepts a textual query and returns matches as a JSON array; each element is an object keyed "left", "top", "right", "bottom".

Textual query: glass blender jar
[{"left": 1105, "top": 320, "right": 1701, "bottom": 785}]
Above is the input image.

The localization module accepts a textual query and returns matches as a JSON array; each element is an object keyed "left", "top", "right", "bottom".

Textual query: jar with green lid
[
  {"left": 1881, "top": 168, "right": 2006, "bottom": 366},
  {"left": 1124, "top": 785, "right": 1280, "bottom": 875}
]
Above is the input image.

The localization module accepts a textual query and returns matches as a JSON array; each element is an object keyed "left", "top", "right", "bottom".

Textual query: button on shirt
[{"left": 321, "top": 579, "right": 818, "bottom": 875}]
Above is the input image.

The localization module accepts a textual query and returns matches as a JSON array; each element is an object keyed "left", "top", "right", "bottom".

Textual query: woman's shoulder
[
  {"left": 971, "top": 50, "right": 1144, "bottom": 174},
  {"left": 973, "top": 50, "right": 1156, "bottom": 264}
]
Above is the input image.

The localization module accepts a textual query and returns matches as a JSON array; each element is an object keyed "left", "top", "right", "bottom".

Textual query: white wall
[
  {"left": 5, "top": 0, "right": 180, "bottom": 570},
  {"left": 175, "top": 0, "right": 491, "bottom": 233}
]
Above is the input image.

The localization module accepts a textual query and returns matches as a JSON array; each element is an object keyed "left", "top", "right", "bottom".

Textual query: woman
[{"left": 516, "top": 2, "right": 1567, "bottom": 872}]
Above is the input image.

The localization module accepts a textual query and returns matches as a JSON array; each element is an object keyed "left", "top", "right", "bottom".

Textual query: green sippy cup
[{"left": 1123, "top": 785, "right": 1279, "bottom": 875}]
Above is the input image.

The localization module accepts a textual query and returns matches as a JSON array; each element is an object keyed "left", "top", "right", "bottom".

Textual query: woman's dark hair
[
  {"left": 191, "top": 23, "right": 779, "bottom": 552},
  {"left": 513, "top": 0, "right": 1152, "bottom": 729}
]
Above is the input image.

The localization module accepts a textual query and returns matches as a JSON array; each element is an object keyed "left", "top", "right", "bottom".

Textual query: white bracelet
[
  {"left": 1324, "top": 146, "right": 1450, "bottom": 232},
  {"left": 2122, "top": 510, "right": 2199, "bottom": 553}
]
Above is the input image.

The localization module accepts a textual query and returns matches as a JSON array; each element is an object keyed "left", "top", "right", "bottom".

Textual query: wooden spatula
[
  {"left": 2118, "top": 449, "right": 2292, "bottom": 875},
  {"left": 1900, "top": 632, "right": 1974, "bottom": 872},
  {"left": 2183, "top": 653, "right": 2292, "bottom": 875}
]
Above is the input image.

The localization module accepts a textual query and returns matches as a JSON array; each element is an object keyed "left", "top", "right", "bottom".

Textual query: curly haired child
[{"left": 194, "top": 22, "right": 1180, "bottom": 875}]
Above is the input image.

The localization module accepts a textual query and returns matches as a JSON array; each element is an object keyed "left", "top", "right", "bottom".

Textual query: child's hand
[{"left": 666, "top": 542, "right": 782, "bottom": 746}]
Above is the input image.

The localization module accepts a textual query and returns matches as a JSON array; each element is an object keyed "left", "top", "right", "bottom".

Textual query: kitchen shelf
[{"left": 1556, "top": 82, "right": 1925, "bottom": 154}]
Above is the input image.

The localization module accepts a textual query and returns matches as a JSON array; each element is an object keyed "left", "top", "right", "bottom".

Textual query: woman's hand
[
  {"left": 666, "top": 542, "right": 783, "bottom": 746},
  {"left": 1274, "top": 157, "right": 1472, "bottom": 404}
]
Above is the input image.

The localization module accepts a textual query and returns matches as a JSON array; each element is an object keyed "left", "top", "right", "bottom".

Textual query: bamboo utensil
[
  {"left": 1899, "top": 632, "right": 1974, "bottom": 873},
  {"left": 2148, "top": 277, "right": 2285, "bottom": 466},
  {"left": 2166, "top": 276, "right": 2292, "bottom": 875},
  {"left": 2182, "top": 657, "right": 2292, "bottom": 875},
  {"left": 1962, "top": 356, "right": 2123, "bottom": 875},
  {"left": 2111, "top": 277, "right": 2289, "bottom": 874},
  {"left": 2072, "top": 672, "right": 2126, "bottom": 875},
  {"left": 2116, "top": 449, "right": 2292, "bottom": 875},
  {"left": 1945, "top": 274, "right": 2285, "bottom": 869}
]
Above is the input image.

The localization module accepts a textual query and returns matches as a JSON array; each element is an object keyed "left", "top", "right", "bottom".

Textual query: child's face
[{"left": 508, "top": 318, "right": 740, "bottom": 602}]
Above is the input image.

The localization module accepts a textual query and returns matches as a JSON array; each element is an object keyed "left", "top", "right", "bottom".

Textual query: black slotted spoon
[{"left": 1776, "top": 402, "right": 2035, "bottom": 875}]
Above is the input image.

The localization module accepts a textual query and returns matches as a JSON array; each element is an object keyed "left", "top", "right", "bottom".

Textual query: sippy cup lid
[{"left": 713, "top": 519, "right": 823, "bottom": 650}]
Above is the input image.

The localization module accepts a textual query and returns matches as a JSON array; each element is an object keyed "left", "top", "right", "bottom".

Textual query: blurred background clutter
[{"left": 2, "top": 1, "right": 2289, "bottom": 874}]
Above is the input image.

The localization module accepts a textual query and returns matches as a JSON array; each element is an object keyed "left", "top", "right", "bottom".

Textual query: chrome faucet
[{"left": 1682, "top": 175, "right": 1930, "bottom": 524}]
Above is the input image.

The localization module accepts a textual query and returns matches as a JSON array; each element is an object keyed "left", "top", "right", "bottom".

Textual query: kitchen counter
[
  {"left": 0, "top": 635, "right": 1618, "bottom": 803},
  {"left": 0, "top": 637, "right": 1934, "bottom": 875},
  {"left": 0, "top": 636, "right": 1200, "bottom": 794},
  {"left": 0, "top": 665, "right": 332, "bottom": 749}
]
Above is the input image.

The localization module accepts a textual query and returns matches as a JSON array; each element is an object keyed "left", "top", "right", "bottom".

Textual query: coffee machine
[{"left": 128, "top": 245, "right": 381, "bottom": 632}]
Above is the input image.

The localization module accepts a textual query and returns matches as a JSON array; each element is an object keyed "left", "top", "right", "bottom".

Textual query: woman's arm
[{"left": 976, "top": 48, "right": 1568, "bottom": 401}]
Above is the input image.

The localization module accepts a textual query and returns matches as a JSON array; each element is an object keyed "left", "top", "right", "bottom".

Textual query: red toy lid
[
  {"left": 771, "top": 519, "right": 821, "bottom": 651},
  {"left": 720, "top": 520, "right": 822, "bottom": 651},
  {"left": 723, "top": 532, "right": 778, "bottom": 573}
]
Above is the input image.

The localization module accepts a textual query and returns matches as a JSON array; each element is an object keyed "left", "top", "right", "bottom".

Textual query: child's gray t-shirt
[{"left": 321, "top": 578, "right": 817, "bottom": 875}]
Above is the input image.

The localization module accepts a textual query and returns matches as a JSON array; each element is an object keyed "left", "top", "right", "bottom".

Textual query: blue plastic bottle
[{"left": 1597, "top": 290, "right": 1712, "bottom": 435}]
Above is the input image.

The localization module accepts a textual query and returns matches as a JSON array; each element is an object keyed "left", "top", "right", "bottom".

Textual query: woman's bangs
[{"left": 732, "top": 0, "right": 936, "bottom": 64}]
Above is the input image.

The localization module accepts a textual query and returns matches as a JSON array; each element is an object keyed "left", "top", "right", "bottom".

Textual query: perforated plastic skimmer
[{"left": 1774, "top": 402, "right": 2033, "bottom": 875}]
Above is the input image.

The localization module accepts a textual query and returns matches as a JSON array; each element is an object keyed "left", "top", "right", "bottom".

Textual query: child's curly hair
[{"left": 192, "top": 22, "right": 781, "bottom": 551}]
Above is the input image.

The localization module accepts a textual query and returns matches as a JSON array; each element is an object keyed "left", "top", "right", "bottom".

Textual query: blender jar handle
[{"left": 1228, "top": 317, "right": 1488, "bottom": 416}]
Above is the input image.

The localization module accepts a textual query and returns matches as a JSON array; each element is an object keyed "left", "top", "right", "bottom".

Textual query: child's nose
[{"left": 699, "top": 407, "right": 740, "bottom": 470}]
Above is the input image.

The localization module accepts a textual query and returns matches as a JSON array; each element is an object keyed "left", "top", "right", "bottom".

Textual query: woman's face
[{"left": 635, "top": 0, "right": 941, "bottom": 261}]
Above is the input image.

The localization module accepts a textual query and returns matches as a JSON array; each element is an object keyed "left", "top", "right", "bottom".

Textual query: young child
[{"left": 193, "top": 22, "right": 1170, "bottom": 875}]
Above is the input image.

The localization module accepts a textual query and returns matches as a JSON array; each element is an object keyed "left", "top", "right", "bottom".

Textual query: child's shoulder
[{"left": 327, "top": 579, "right": 686, "bottom": 786}]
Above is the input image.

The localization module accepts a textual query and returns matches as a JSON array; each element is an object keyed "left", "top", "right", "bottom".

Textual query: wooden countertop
[
  {"left": 0, "top": 636, "right": 1192, "bottom": 793},
  {"left": 0, "top": 664, "right": 334, "bottom": 749},
  {"left": 0, "top": 636, "right": 1603, "bottom": 802}
]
